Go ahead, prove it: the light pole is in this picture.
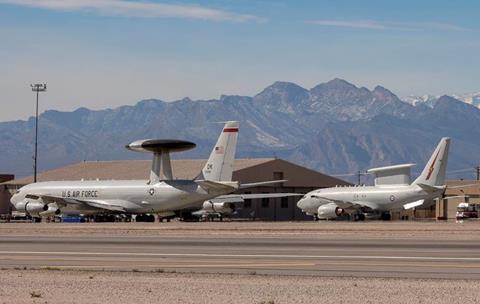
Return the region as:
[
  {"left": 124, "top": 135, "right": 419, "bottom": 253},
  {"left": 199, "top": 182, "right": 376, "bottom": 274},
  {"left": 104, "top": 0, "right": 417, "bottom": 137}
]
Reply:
[
  {"left": 30, "top": 83, "right": 47, "bottom": 183},
  {"left": 357, "top": 170, "right": 367, "bottom": 185}
]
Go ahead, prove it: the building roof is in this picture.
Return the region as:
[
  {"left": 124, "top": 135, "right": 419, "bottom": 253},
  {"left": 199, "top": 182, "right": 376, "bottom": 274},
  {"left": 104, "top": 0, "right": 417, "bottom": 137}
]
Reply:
[
  {"left": 445, "top": 180, "right": 480, "bottom": 196},
  {"left": 0, "top": 175, "right": 14, "bottom": 184},
  {"left": 5, "top": 158, "right": 350, "bottom": 189},
  {"left": 232, "top": 158, "right": 350, "bottom": 188}
]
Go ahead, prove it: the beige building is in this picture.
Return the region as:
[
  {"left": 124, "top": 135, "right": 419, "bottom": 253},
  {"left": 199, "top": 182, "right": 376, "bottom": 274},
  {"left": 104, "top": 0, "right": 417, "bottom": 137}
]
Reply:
[
  {"left": 389, "top": 180, "right": 480, "bottom": 220},
  {"left": 1, "top": 158, "right": 350, "bottom": 221},
  {"left": 436, "top": 180, "right": 480, "bottom": 220}
]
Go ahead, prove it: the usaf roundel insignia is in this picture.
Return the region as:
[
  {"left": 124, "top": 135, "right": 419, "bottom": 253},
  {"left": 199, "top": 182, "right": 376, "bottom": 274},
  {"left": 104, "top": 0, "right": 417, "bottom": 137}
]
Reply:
[
  {"left": 149, "top": 188, "right": 155, "bottom": 196},
  {"left": 390, "top": 195, "right": 395, "bottom": 202}
]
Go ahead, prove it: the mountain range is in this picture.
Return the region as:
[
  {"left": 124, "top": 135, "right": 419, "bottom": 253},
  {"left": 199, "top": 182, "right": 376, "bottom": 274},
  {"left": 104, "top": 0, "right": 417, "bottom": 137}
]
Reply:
[
  {"left": 1, "top": 78, "right": 479, "bottom": 183},
  {"left": 404, "top": 93, "right": 480, "bottom": 109}
]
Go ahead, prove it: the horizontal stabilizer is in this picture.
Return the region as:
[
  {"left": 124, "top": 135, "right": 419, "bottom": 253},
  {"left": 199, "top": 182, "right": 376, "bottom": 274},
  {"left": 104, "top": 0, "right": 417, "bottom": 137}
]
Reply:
[
  {"left": 239, "top": 180, "right": 287, "bottom": 189},
  {"left": 195, "top": 180, "right": 237, "bottom": 194},
  {"left": 416, "top": 183, "right": 445, "bottom": 193}
]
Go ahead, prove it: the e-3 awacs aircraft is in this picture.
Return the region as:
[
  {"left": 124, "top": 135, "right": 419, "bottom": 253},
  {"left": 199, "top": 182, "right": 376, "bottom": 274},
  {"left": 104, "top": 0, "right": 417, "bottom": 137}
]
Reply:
[{"left": 11, "top": 121, "right": 298, "bottom": 219}]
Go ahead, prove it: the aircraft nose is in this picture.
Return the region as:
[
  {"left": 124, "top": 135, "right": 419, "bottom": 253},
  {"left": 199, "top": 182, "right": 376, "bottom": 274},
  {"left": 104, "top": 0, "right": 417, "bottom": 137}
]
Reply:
[
  {"left": 296, "top": 196, "right": 310, "bottom": 210},
  {"left": 10, "top": 194, "right": 19, "bottom": 205},
  {"left": 297, "top": 195, "right": 321, "bottom": 212}
]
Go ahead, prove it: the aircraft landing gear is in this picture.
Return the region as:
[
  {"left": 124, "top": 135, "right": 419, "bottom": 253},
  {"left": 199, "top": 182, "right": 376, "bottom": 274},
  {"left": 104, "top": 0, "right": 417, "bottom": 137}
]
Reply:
[
  {"left": 381, "top": 212, "right": 391, "bottom": 221},
  {"left": 353, "top": 213, "right": 365, "bottom": 221}
]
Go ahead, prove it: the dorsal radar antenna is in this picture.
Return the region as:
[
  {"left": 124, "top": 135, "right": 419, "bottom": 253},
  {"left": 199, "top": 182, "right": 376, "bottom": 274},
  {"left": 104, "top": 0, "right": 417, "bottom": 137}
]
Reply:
[{"left": 126, "top": 139, "right": 196, "bottom": 183}]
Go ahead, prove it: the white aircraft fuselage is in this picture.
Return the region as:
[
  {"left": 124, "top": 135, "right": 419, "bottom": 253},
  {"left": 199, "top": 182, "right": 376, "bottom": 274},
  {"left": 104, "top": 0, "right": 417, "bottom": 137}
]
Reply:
[
  {"left": 10, "top": 179, "right": 229, "bottom": 216},
  {"left": 297, "top": 184, "right": 444, "bottom": 217}
]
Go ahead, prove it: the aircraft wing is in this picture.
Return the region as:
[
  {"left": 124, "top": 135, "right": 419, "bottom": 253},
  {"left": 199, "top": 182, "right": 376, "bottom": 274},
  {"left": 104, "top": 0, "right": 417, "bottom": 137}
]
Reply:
[
  {"left": 212, "top": 193, "right": 302, "bottom": 203},
  {"left": 312, "top": 195, "right": 379, "bottom": 211},
  {"left": 239, "top": 180, "right": 288, "bottom": 189},
  {"left": 416, "top": 183, "right": 445, "bottom": 193},
  {"left": 26, "top": 194, "right": 83, "bottom": 206},
  {"left": 83, "top": 200, "right": 127, "bottom": 212},
  {"left": 335, "top": 201, "right": 379, "bottom": 211},
  {"left": 24, "top": 194, "right": 127, "bottom": 212}
]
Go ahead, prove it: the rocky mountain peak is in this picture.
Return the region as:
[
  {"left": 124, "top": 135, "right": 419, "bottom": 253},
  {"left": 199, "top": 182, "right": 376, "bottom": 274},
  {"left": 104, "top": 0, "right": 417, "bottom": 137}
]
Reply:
[
  {"left": 253, "top": 81, "right": 310, "bottom": 113},
  {"left": 255, "top": 81, "right": 309, "bottom": 98},
  {"left": 436, "top": 95, "right": 461, "bottom": 104},
  {"left": 373, "top": 86, "right": 400, "bottom": 103},
  {"left": 326, "top": 77, "right": 357, "bottom": 88},
  {"left": 310, "top": 78, "right": 368, "bottom": 99}
]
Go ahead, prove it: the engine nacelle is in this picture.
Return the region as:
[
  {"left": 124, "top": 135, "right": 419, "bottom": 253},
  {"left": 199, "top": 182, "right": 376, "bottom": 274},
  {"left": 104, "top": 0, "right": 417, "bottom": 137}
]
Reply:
[
  {"left": 16, "top": 201, "right": 47, "bottom": 215},
  {"left": 39, "top": 205, "right": 61, "bottom": 217},
  {"left": 202, "top": 201, "right": 235, "bottom": 214},
  {"left": 317, "top": 203, "right": 344, "bottom": 219}
]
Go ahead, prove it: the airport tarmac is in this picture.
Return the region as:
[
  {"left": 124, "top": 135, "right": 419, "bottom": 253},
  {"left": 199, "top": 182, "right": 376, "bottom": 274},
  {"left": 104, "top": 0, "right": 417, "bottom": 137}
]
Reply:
[
  {"left": 1, "top": 221, "right": 479, "bottom": 303},
  {"left": 0, "top": 221, "right": 480, "bottom": 279},
  {"left": 1, "top": 235, "right": 480, "bottom": 279}
]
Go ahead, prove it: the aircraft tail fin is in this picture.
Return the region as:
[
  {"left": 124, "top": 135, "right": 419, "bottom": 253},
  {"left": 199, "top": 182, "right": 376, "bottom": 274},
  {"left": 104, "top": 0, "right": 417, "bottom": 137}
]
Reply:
[
  {"left": 412, "top": 137, "right": 450, "bottom": 187},
  {"left": 197, "top": 121, "right": 239, "bottom": 182}
]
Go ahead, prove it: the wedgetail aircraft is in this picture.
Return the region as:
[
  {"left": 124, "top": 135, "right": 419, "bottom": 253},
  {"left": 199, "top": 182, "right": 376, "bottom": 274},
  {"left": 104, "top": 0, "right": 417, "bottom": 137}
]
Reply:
[
  {"left": 297, "top": 137, "right": 451, "bottom": 221},
  {"left": 11, "top": 121, "right": 295, "bottom": 219}
]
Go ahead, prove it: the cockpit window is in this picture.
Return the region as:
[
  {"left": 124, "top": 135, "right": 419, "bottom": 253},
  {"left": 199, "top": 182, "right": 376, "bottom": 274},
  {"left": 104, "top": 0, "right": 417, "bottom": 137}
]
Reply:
[{"left": 14, "top": 190, "right": 20, "bottom": 194}]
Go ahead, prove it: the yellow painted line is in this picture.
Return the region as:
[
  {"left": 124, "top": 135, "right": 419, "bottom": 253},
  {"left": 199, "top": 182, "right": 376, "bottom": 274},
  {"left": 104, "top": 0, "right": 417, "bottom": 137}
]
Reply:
[
  {"left": 314, "top": 261, "right": 480, "bottom": 269},
  {"left": 33, "top": 262, "right": 315, "bottom": 270},
  {"left": 3, "top": 256, "right": 480, "bottom": 269},
  {"left": 2, "top": 251, "right": 480, "bottom": 262},
  {"left": 156, "top": 263, "right": 316, "bottom": 268}
]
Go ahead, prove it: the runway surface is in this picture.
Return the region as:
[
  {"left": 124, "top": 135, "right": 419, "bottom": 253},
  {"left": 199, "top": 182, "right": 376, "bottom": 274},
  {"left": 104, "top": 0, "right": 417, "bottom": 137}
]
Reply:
[{"left": 1, "top": 235, "right": 480, "bottom": 279}]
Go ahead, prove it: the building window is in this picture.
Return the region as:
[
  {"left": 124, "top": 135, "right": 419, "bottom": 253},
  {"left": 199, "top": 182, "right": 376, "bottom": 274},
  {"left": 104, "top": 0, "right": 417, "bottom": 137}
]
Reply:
[
  {"left": 273, "top": 171, "right": 284, "bottom": 181},
  {"left": 244, "top": 191, "right": 252, "bottom": 208},
  {"left": 261, "top": 197, "right": 269, "bottom": 208},
  {"left": 281, "top": 197, "right": 288, "bottom": 208}
]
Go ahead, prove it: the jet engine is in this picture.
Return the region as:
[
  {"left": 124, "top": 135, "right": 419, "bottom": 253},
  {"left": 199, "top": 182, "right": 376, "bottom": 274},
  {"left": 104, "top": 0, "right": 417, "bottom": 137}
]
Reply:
[
  {"left": 15, "top": 201, "right": 47, "bottom": 215},
  {"left": 39, "top": 205, "right": 61, "bottom": 217},
  {"left": 202, "top": 201, "right": 235, "bottom": 215},
  {"left": 317, "top": 203, "right": 344, "bottom": 219}
]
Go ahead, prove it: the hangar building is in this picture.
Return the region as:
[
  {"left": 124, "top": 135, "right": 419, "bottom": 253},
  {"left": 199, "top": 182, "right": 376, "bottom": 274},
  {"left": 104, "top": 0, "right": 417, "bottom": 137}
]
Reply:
[
  {"left": 3, "top": 159, "right": 477, "bottom": 221},
  {"left": 0, "top": 158, "right": 350, "bottom": 221}
]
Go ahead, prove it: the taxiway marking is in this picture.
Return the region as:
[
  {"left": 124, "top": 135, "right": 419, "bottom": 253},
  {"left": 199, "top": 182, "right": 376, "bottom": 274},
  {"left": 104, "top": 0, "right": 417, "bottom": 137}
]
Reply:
[{"left": 1, "top": 251, "right": 480, "bottom": 262}]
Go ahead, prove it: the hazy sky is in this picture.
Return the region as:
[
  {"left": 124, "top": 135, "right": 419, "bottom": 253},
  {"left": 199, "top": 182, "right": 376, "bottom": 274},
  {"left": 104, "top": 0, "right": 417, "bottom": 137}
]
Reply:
[{"left": 1, "top": 0, "right": 479, "bottom": 121}]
